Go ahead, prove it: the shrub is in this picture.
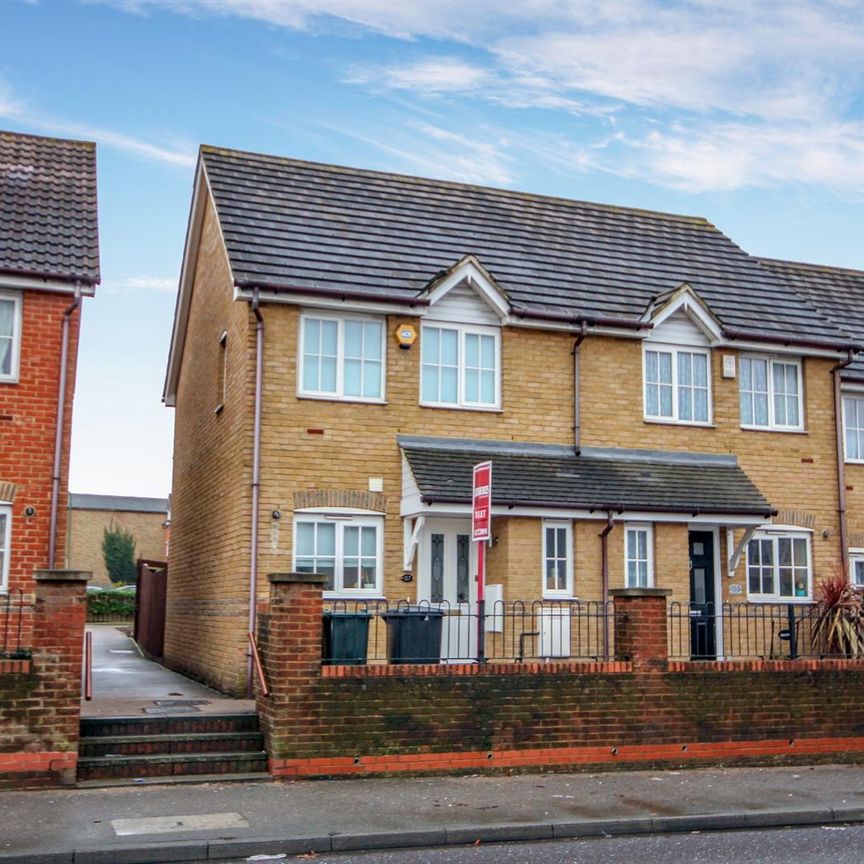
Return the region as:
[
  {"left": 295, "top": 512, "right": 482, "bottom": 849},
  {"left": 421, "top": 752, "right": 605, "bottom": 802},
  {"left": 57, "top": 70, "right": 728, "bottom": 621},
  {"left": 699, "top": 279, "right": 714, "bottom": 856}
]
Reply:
[
  {"left": 102, "top": 522, "right": 137, "bottom": 586},
  {"left": 811, "top": 569, "right": 864, "bottom": 657},
  {"left": 87, "top": 588, "right": 136, "bottom": 619}
]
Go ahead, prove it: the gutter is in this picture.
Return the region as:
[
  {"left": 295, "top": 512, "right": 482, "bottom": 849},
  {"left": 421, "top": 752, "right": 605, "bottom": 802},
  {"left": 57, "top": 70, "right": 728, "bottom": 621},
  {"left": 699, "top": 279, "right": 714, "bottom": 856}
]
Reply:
[
  {"left": 722, "top": 328, "right": 862, "bottom": 355},
  {"left": 572, "top": 322, "right": 588, "bottom": 455},
  {"left": 48, "top": 284, "right": 82, "bottom": 568},
  {"left": 833, "top": 350, "right": 856, "bottom": 576},
  {"left": 248, "top": 289, "right": 264, "bottom": 696},
  {"left": 512, "top": 307, "right": 652, "bottom": 332},
  {"left": 235, "top": 280, "right": 431, "bottom": 308}
]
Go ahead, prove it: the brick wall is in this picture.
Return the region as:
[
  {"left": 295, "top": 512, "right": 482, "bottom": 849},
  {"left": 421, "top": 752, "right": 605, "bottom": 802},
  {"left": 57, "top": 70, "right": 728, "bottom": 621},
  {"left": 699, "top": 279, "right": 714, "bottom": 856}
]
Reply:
[
  {"left": 258, "top": 578, "right": 864, "bottom": 778},
  {"left": 0, "top": 571, "right": 89, "bottom": 789},
  {"left": 67, "top": 507, "right": 167, "bottom": 587}
]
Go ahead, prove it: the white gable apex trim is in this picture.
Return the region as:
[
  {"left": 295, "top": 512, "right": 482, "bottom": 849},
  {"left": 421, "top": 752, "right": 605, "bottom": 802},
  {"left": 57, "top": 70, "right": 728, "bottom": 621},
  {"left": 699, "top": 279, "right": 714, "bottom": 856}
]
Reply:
[
  {"left": 420, "top": 256, "right": 509, "bottom": 322},
  {"left": 643, "top": 283, "right": 722, "bottom": 344}
]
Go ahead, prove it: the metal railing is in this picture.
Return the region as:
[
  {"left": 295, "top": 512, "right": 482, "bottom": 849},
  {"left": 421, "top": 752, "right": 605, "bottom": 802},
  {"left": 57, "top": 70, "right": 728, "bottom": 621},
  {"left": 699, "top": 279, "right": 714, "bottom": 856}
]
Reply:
[
  {"left": 83, "top": 630, "right": 93, "bottom": 701},
  {"left": 323, "top": 599, "right": 617, "bottom": 664},
  {"left": 248, "top": 631, "right": 270, "bottom": 696},
  {"left": 668, "top": 601, "right": 864, "bottom": 661},
  {"left": 1, "top": 589, "right": 30, "bottom": 659}
]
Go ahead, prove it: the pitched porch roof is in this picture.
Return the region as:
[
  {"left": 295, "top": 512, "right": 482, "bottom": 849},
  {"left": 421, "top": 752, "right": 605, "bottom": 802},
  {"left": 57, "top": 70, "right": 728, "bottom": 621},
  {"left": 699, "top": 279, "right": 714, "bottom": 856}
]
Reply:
[{"left": 399, "top": 436, "right": 774, "bottom": 519}]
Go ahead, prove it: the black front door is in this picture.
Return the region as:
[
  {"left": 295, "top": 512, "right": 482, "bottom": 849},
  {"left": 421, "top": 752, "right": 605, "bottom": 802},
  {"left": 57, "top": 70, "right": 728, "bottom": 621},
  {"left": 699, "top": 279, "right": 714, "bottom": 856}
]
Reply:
[{"left": 688, "top": 531, "right": 716, "bottom": 659}]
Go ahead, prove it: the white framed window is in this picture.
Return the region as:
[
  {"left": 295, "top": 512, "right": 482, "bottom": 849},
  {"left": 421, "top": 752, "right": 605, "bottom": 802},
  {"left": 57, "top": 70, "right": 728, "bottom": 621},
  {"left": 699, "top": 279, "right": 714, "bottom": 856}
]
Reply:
[
  {"left": 0, "top": 504, "right": 10, "bottom": 592},
  {"left": 739, "top": 355, "right": 803, "bottom": 431},
  {"left": 420, "top": 323, "right": 500, "bottom": 409},
  {"left": 293, "top": 513, "right": 383, "bottom": 596},
  {"left": 299, "top": 314, "right": 385, "bottom": 402},
  {"left": 542, "top": 520, "right": 573, "bottom": 597},
  {"left": 746, "top": 531, "right": 811, "bottom": 601},
  {"left": 643, "top": 345, "right": 710, "bottom": 424},
  {"left": 0, "top": 292, "right": 22, "bottom": 384},
  {"left": 625, "top": 524, "right": 653, "bottom": 588},
  {"left": 850, "top": 549, "right": 864, "bottom": 589},
  {"left": 843, "top": 395, "right": 864, "bottom": 462}
]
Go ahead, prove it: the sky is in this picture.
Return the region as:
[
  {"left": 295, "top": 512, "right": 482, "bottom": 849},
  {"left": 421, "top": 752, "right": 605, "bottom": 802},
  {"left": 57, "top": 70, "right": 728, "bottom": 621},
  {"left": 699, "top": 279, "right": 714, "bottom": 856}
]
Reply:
[{"left": 1, "top": 0, "right": 863, "bottom": 497}]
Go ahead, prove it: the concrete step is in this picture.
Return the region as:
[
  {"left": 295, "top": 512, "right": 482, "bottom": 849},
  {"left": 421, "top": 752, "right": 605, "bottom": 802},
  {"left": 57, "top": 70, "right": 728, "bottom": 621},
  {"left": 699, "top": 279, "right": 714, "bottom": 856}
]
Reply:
[
  {"left": 79, "top": 731, "right": 265, "bottom": 757},
  {"left": 80, "top": 712, "right": 260, "bottom": 738},
  {"left": 76, "top": 771, "right": 273, "bottom": 788},
  {"left": 76, "top": 750, "right": 268, "bottom": 782}
]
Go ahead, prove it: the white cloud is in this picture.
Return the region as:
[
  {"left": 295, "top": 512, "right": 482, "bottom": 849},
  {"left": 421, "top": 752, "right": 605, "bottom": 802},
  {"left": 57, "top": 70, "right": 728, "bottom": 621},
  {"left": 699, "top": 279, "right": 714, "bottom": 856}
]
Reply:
[
  {"left": 107, "top": 275, "right": 177, "bottom": 294},
  {"left": 346, "top": 57, "right": 491, "bottom": 95}
]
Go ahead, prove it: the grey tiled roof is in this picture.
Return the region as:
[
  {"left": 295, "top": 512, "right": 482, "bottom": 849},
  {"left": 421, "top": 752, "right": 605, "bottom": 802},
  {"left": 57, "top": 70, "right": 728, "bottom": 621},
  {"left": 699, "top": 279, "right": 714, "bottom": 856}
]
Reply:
[
  {"left": 759, "top": 258, "right": 864, "bottom": 381},
  {"left": 70, "top": 494, "right": 169, "bottom": 513},
  {"left": 399, "top": 436, "right": 774, "bottom": 517},
  {"left": 0, "top": 130, "right": 99, "bottom": 285},
  {"left": 200, "top": 146, "right": 849, "bottom": 347}
]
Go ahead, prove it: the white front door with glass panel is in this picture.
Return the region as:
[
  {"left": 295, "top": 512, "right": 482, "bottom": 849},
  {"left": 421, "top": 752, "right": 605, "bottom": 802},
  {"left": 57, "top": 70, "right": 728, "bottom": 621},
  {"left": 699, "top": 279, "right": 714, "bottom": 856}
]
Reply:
[{"left": 418, "top": 519, "right": 477, "bottom": 662}]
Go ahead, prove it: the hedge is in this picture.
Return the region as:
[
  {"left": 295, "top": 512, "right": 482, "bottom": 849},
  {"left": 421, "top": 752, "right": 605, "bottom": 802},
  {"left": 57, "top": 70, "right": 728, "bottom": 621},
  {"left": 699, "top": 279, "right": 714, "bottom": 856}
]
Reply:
[{"left": 87, "top": 589, "right": 136, "bottom": 620}]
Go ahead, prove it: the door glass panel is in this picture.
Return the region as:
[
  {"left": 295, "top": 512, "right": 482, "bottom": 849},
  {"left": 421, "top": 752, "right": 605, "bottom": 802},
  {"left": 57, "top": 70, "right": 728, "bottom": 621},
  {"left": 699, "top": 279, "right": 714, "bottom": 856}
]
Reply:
[
  {"left": 430, "top": 533, "right": 444, "bottom": 603},
  {"left": 456, "top": 534, "right": 470, "bottom": 603},
  {"left": 693, "top": 568, "right": 706, "bottom": 604}
]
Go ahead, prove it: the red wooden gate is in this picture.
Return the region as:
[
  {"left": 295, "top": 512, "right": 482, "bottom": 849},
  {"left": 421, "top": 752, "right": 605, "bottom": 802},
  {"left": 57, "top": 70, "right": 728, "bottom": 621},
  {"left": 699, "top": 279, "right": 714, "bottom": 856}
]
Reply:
[{"left": 133, "top": 559, "right": 167, "bottom": 661}]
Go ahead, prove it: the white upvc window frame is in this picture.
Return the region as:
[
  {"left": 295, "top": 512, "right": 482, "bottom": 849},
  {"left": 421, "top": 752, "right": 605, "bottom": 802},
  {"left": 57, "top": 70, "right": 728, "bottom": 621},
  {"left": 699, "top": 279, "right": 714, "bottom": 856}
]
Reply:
[
  {"left": 842, "top": 394, "right": 864, "bottom": 463},
  {"left": 0, "top": 503, "right": 11, "bottom": 593},
  {"left": 642, "top": 343, "right": 712, "bottom": 426},
  {"left": 419, "top": 321, "right": 501, "bottom": 410},
  {"left": 850, "top": 548, "right": 864, "bottom": 589},
  {"left": 542, "top": 519, "right": 573, "bottom": 598},
  {"left": 0, "top": 291, "right": 23, "bottom": 385},
  {"left": 739, "top": 354, "right": 804, "bottom": 432},
  {"left": 297, "top": 312, "right": 386, "bottom": 403},
  {"left": 624, "top": 523, "right": 654, "bottom": 588},
  {"left": 745, "top": 528, "right": 812, "bottom": 602},
  {"left": 292, "top": 512, "right": 384, "bottom": 598}
]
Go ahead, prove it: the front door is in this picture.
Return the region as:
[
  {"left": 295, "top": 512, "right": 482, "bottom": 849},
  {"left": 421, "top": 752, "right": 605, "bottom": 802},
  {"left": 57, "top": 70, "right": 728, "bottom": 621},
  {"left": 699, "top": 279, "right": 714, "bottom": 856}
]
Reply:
[
  {"left": 419, "top": 519, "right": 476, "bottom": 661},
  {"left": 688, "top": 531, "right": 716, "bottom": 659}
]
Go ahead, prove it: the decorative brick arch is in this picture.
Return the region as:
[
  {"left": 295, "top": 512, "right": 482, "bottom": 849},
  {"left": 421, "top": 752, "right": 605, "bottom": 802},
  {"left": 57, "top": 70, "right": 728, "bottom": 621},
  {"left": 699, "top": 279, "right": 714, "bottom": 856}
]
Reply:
[
  {"left": 0, "top": 481, "right": 17, "bottom": 504},
  {"left": 292, "top": 489, "right": 387, "bottom": 513},
  {"left": 773, "top": 509, "right": 816, "bottom": 530}
]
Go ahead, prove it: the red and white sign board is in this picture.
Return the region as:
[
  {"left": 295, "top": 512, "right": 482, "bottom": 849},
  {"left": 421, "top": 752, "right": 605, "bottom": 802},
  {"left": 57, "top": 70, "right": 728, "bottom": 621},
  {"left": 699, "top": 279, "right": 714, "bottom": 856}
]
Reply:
[{"left": 472, "top": 461, "right": 492, "bottom": 542}]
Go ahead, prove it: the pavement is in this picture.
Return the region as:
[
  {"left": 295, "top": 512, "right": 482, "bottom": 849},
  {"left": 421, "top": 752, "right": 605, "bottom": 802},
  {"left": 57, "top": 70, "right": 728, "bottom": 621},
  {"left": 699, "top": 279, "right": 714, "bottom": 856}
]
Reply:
[
  {"left": 83, "top": 624, "right": 254, "bottom": 718},
  {"left": 2, "top": 763, "right": 864, "bottom": 863}
]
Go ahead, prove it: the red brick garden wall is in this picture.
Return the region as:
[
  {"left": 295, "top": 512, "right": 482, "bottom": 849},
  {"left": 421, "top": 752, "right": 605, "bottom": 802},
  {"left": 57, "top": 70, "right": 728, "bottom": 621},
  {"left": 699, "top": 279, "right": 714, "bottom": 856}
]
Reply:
[
  {"left": 0, "top": 571, "right": 88, "bottom": 788},
  {"left": 257, "top": 578, "right": 864, "bottom": 779}
]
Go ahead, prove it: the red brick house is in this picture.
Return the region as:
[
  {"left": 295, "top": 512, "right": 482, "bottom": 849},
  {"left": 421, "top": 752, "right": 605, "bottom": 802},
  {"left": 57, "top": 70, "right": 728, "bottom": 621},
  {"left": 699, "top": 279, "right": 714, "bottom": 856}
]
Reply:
[{"left": 0, "top": 129, "right": 98, "bottom": 633}]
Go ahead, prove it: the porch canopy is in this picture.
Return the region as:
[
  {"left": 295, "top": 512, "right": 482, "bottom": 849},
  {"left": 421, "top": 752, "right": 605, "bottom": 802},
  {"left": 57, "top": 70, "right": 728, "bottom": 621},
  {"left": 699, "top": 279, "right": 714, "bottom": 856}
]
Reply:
[{"left": 399, "top": 435, "right": 774, "bottom": 524}]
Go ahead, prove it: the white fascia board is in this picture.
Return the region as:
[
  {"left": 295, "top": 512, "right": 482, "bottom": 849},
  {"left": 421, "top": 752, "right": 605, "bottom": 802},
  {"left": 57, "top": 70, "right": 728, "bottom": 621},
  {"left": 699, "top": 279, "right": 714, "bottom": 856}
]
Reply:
[
  {"left": 234, "top": 287, "right": 421, "bottom": 317},
  {"left": 646, "top": 283, "right": 723, "bottom": 342},
  {"left": 0, "top": 273, "right": 95, "bottom": 296},
  {"left": 400, "top": 500, "right": 766, "bottom": 526},
  {"left": 841, "top": 383, "right": 864, "bottom": 395},
  {"left": 715, "top": 339, "right": 846, "bottom": 360},
  {"left": 504, "top": 316, "right": 646, "bottom": 340},
  {"left": 422, "top": 256, "right": 509, "bottom": 320},
  {"left": 163, "top": 156, "right": 210, "bottom": 407}
]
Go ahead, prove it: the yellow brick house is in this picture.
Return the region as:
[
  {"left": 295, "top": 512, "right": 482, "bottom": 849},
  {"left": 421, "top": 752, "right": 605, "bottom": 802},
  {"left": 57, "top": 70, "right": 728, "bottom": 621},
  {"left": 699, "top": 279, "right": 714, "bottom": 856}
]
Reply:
[{"left": 163, "top": 146, "right": 860, "bottom": 696}]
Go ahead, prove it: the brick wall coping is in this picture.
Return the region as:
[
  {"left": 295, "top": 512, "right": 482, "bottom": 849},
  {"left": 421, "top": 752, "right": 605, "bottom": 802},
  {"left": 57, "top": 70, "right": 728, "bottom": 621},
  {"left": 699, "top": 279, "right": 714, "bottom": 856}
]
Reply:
[
  {"left": 33, "top": 569, "right": 92, "bottom": 583},
  {"left": 322, "top": 660, "right": 633, "bottom": 678},
  {"left": 609, "top": 587, "right": 672, "bottom": 597},
  {"left": 267, "top": 572, "right": 328, "bottom": 585},
  {"left": 669, "top": 658, "right": 864, "bottom": 673}
]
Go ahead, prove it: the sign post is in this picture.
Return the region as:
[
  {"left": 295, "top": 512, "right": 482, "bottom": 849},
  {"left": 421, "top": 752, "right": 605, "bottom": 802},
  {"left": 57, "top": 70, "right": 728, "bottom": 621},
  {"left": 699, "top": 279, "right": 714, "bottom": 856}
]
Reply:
[{"left": 472, "top": 461, "right": 492, "bottom": 663}]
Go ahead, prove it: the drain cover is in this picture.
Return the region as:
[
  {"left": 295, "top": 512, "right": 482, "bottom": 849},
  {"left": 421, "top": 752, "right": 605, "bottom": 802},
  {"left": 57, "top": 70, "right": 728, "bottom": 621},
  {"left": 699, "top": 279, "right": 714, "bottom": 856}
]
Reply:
[{"left": 152, "top": 699, "right": 209, "bottom": 707}]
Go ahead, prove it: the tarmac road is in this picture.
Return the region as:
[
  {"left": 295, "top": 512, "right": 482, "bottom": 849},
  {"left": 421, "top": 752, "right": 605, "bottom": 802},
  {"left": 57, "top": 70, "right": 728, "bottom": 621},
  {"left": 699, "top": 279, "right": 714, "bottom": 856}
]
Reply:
[{"left": 215, "top": 823, "right": 864, "bottom": 864}]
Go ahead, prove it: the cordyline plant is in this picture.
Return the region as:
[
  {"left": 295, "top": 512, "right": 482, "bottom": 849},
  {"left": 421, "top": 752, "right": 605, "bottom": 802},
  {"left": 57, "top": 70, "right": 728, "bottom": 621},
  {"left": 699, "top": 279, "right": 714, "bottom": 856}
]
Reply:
[{"left": 810, "top": 568, "right": 864, "bottom": 658}]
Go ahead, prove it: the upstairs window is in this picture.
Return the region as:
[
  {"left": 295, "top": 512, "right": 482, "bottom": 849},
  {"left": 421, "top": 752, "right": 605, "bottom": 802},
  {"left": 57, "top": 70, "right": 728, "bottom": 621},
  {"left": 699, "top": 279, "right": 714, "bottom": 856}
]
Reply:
[
  {"left": 643, "top": 346, "right": 710, "bottom": 424},
  {"left": 740, "top": 356, "right": 803, "bottom": 431},
  {"left": 843, "top": 395, "right": 864, "bottom": 462},
  {"left": 746, "top": 532, "right": 811, "bottom": 601},
  {"left": 0, "top": 293, "right": 22, "bottom": 384},
  {"left": 299, "top": 314, "right": 384, "bottom": 402},
  {"left": 420, "top": 323, "right": 499, "bottom": 409}
]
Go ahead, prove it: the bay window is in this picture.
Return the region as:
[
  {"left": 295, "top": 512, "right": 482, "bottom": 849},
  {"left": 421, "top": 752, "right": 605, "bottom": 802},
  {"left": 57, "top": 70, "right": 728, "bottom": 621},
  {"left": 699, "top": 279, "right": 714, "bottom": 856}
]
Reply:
[{"left": 746, "top": 531, "right": 811, "bottom": 601}]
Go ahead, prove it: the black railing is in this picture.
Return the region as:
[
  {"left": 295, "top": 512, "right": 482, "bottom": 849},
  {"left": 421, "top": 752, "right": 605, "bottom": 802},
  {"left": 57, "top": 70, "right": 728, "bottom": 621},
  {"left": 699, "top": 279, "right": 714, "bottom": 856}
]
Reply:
[
  {"left": 1, "top": 589, "right": 31, "bottom": 659},
  {"left": 668, "top": 601, "right": 864, "bottom": 661},
  {"left": 324, "top": 599, "right": 617, "bottom": 664}
]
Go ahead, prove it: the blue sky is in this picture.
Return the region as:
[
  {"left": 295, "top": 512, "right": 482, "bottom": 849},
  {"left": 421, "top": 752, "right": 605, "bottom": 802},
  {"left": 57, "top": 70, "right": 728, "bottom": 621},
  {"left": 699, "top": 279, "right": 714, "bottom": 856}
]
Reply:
[{"left": 1, "top": 0, "right": 863, "bottom": 497}]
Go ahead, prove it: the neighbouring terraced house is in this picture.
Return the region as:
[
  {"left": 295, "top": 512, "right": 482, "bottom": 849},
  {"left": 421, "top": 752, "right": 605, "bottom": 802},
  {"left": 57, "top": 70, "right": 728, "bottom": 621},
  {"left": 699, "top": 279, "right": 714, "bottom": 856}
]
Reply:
[{"left": 163, "top": 145, "right": 864, "bottom": 696}]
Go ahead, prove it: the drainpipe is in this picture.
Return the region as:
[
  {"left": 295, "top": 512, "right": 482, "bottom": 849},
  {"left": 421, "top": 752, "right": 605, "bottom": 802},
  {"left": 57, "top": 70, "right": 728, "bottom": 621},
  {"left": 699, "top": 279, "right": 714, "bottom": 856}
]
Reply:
[
  {"left": 599, "top": 511, "right": 616, "bottom": 656},
  {"left": 573, "top": 322, "right": 588, "bottom": 455},
  {"left": 247, "top": 290, "right": 264, "bottom": 695},
  {"left": 48, "top": 284, "right": 82, "bottom": 568},
  {"left": 833, "top": 350, "right": 856, "bottom": 576}
]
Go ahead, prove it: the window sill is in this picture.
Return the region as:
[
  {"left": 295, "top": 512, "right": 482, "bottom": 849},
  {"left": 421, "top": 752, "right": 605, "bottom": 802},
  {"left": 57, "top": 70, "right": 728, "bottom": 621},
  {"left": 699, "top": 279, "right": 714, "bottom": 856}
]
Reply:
[
  {"left": 541, "top": 594, "right": 579, "bottom": 601},
  {"left": 0, "top": 378, "right": 19, "bottom": 386},
  {"left": 740, "top": 425, "right": 808, "bottom": 434},
  {"left": 323, "top": 593, "right": 386, "bottom": 601},
  {"left": 420, "top": 402, "right": 503, "bottom": 413},
  {"left": 643, "top": 417, "right": 715, "bottom": 429},
  {"left": 298, "top": 394, "right": 387, "bottom": 406}
]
